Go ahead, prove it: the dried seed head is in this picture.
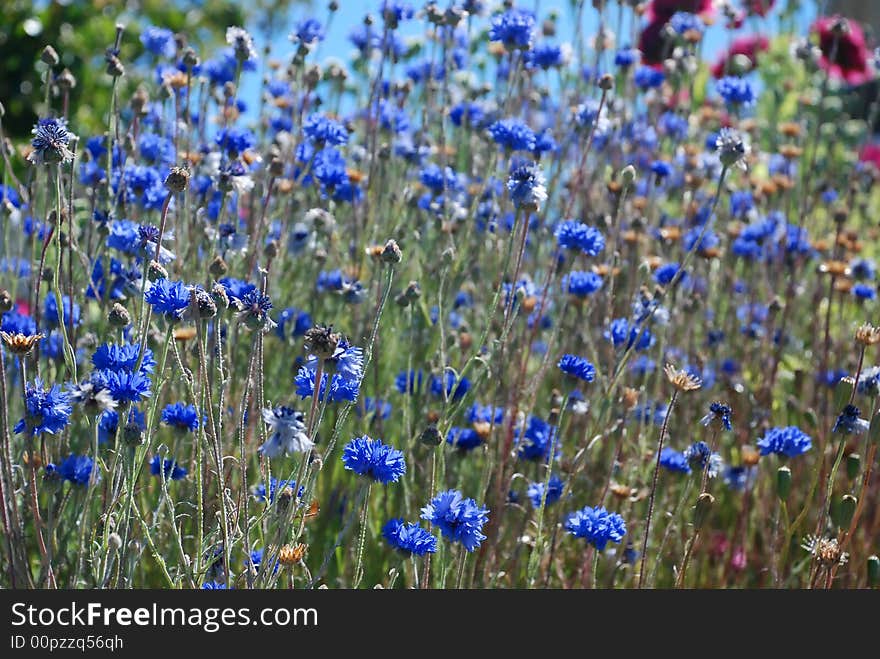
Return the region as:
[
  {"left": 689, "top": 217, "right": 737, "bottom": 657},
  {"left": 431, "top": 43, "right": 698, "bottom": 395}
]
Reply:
[
  {"left": 210, "top": 282, "right": 230, "bottom": 311},
  {"left": 123, "top": 420, "right": 145, "bottom": 446},
  {"left": 664, "top": 363, "right": 702, "bottom": 392},
  {"left": 0, "top": 331, "right": 44, "bottom": 356},
  {"left": 278, "top": 543, "right": 308, "bottom": 566},
  {"left": 622, "top": 387, "right": 639, "bottom": 410},
  {"left": 56, "top": 68, "right": 76, "bottom": 90},
  {"left": 105, "top": 54, "right": 125, "bottom": 77},
  {"left": 41, "top": 45, "right": 60, "bottom": 67},
  {"left": 108, "top": 303, "right": 131, "bottom": 328},
  {"left": 0, "top": 289, "right": 12, "bottom": 313},
  {"left": 147, "top": 260, "right": 168, "bottom": 282},
  {"left": 380, "top": 239, "right": 402, "bottom": 264},
  {"left": 164, "top": 166, "right": 190, "bottom": 193},
  {"left": 209, "top": 255, "right": 228, "bottom": 278},
  {"left": 303, "top": 324, "right": 340, "bottom": 359},
  {"left": 182, "top": 47, "right": 200, "bottom": 69},
  {"left": 855, "top": 323, "right": 880, "bottom": 346},
  {"left": 419, "top": 425, "right": 443, "bottom": 447},
  {"left": 802, "top": 535, "right": 848, "bottom": 567}
]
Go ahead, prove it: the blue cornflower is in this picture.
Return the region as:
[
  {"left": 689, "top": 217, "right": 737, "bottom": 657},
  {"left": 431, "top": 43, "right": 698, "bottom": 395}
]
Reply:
[
  {"left": 716, "top": 76, "right": 756, "bottom": 106},
  {"left": 90, "top": 369, "right": 151, "bottom": 403},
  {"left": 853, "top": 284, "right": 876, "bottom": 300},
  {"left": 302, "top": 113, "right": 349, "bottom": 147},
  {"left": 150, "top": 455, "right": 188, "bottom": 481},
  {"left": 215, "top": 127, "right": 255, "bottom": 156},
  {"left": 527, "top": 476, "right": 564, "bottom": 508},
  {"left": 564, "top": 505, "right": 626, "bottom": 550},
  {"left": 465, "top": 403, "right": 504, "bottom": 425},
  {"left": 2, "top": 310, "right": 37, "bottom": 336},
  {"left": 201, "top": 581, "right": 229, "bottom": 590},
  {"left": 526, "top": 42, "right": 570, "bottom": 69},
  {"left": 446, "top": 427, "right": 483, "bottom": 451},
  {"left": 857, "top": 366, "right": 880, "bottom": 396},
  {"left": 651, "top": 160, "right": 674, "bottom": 179},
  {"left": 654, "top": 262, "right": 684, "bottom": 286},
  {"left": 45, "top": 454, "right": 98, "bottom": 486},
  {"left": 659, "top": 447, "right": 691, "bottom": 474},
  {"left": 161, "top": 402, "right": 200, "bottom": 432},
  {"left": 97, "top": 408, "right": 145, "bottom": 444},
  {"left": 144, "top": 278, "right": 191, "bottom": 321},
  {"left": 634, "top": 66, "right": 664, "bottom": 89},
  {"left": 715, "top": 127, "right": 749, "bottom": 169},
  {"left": 555, "top": 220, "right": 605, "bottom": 256},
  {"left": 357, "top": 397, "right": 392, "bottom": 421},
  {"left": 700, "top": 401, "right": 732, "bottom": 430},
  {"left": 28, "top": 117, "right": 73, "bottom": 165},
  {"left": 292, "top": 18, "right": 324, "bottom": 46},
  {"left": 614, "top": 46, "right": 639, "bottom": 68},
  {"left": 506, "top": 160, "right": 547, "bottom": 210},
  {"left": 419, "top": 164, "right": 461, "bottom": 194},
  {"left": 237, "top": 288, "right": 275, "bottom": 331},
  {"left": 138, "top": 132, "right": 175, "bottom": 165},
  {"left": 489, "top": 8, "right": 536, "bottom": 50},
  {"left": 683, "top": 442, "right": 723, "bottom": 477},
  {"left": 253, "top": 477, "right": 303, "bottom": 503},
  {"left": 92, "top": 343, "right": 154, "bottom": 375},
  {"left": 669, "top": 12, "right": 704, "bottom": 35},
  {"left": 832, "top": 404, "right": 870, "bottom": 435},
  {"left": 563, "top": 270, "right": 604, "bottom": 297},
  {"left": 605, "top": 318, "right": 654, "bottom": 351},
  {"left": 450, "top": 101, "right": 486, "bottom": 128},
  {"left": 395, "top": 369, "right": 424, "bottom": 394},
  {"left": 140, "top": 26, "right": 176, "bottom": 58},
  {"left": 557, "top": 354, "right": 596, "bottom": 382},
  {"left": 14, "top": 378, "right": 72, "bottom": 437},
  {"left": 683, "top": 226, "right": 720, "bottom": 253},
  {"left": 430, "top": 371, "right": 470, "bottom": 402},
  {"left": 218, "top": 277, "right": 256, "bottom": 306},
  {"left": 295, "top": 339, "right": 364, "bottom": 403},
  {"left": 43, "top": 293, "right": 80, "bottom": 328},
  {"left": 757, "top": 426, "right": 812, "bottom": 457},
  {"left": 488, "top": 119, "right": 537, "bottom": 152},
  {"left": 850, "top": 258, "right": 876, "bottom": 281},
  {"left": 723, "top": 465, "right": 756, "bottom": 492},
  {"left": 380, "top": 0, "right": 414, "bottom": 25},
  {"left": 421, "top": 489, "right": 489, "bottom": 552},
  {"left": 341, "top": 436, "right": 406, "bottom": 484},
  {"left": 245, "top": 548, "right": 279, "bottom": 575},
  {"left": 516, "top": 415, "right": 556, "bottom": 461},
  {"left": 382, "top": 519, "right": 438, "bottom": 556}
]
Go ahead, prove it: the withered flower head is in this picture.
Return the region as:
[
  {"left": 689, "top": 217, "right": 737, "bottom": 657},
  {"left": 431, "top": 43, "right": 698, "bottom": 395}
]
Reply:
[
  {"left": 0, "top": 331, "right": 44, "bottom": 356},
  {"left": 855, "top": 323, "right": 880, "bottom": 346},
  {"left": 664, "top": 363, "right": 702, "bottom": 392},
  {"left": 303, "top": 324, "right": 340, "bottom": 359},
  {"left": 278, "top": 543, "right": 308, "bottom": 567},
  {"left": 164, "top": 166, "right": 190, "bottom": 193},
  {"left": 802, "top": 535, "right": 848, "bottom": 567}
]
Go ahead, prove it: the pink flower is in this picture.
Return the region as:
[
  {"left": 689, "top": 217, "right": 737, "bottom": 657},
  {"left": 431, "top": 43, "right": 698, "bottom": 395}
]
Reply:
[
  {"left": 638, "top": 15, "right": 671, "bottom": 66},
  {"left": 731, "top": 546, "right": 747, "bottom": 571},
  {"left": 745, "top": 0, "right": 775, "bottom": 17},
  {"left": 647, "top": 0, "right": 714, "bottom": 21},
  {"left": 710, "top": 35, "right": 770, "bottom": 78},
  {"left": 859, "top": 143, "right": 880, "bottom": 170},
  {"left": 812, "top": 16, "right": 872, "bottom": 86}
]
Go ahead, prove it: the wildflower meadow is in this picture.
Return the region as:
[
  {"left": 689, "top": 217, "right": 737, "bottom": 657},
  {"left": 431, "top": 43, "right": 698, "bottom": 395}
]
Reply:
[{"left": 2, "top": 0, "right": 880, "bottom": 591}]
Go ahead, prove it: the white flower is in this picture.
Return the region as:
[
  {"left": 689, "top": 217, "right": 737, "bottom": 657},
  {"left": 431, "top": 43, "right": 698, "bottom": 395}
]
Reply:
[{"left": 259, "top": 407, "right": 313, "bottom": 457}]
